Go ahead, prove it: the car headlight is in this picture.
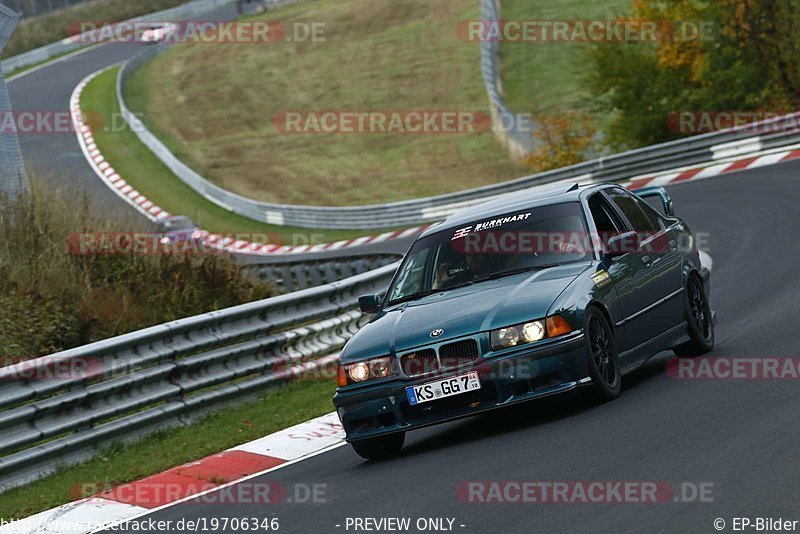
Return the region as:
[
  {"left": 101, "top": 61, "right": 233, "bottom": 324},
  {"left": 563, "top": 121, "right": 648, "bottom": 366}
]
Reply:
[
  {"left": 490, "top": 315, "right": 572, "bottom": 351},
  {"left": 337, "top": 356, "right": 393, "bottom": 386}
]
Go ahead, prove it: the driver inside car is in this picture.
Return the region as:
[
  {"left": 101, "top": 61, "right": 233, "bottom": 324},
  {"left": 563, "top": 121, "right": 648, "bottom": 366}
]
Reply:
[{"left": 433, "top": 251, "right": 495, "bottom": 289}]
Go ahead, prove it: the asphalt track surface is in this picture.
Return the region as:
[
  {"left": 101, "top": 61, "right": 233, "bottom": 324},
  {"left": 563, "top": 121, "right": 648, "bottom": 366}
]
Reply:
[
  {"left": 10, "top": 6, "right": 800, "bottom": 534},
  {"left": 91, "top": 163, "right": 800, "bottom": 533},
  {"left": 9, "top": 3, "right": 237, "bottom": 210}
]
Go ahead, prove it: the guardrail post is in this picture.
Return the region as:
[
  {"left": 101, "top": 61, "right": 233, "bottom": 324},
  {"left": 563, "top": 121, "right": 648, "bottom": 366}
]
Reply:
[{"left": 0, "top": 1, "right": 28, "bottom": 198}]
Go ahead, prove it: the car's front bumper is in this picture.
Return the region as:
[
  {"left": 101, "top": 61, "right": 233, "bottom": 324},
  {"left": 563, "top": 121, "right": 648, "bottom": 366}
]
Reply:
[{"left": 333, "top": 332, "right": 590, "bottom": 442}]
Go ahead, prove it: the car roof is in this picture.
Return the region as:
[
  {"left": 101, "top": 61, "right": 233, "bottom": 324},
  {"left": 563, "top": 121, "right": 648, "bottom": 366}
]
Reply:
[{"left": 421, "top": 181, "right": 603, "bottom": 238}]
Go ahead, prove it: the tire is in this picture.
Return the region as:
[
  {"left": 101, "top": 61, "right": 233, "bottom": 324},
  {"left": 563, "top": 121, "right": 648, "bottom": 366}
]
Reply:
[
  {"left": 584, "top": 307, "right": 621, "bottom": 402},
  {"left": 350, "top": 432, "right": 405, "bottom": 460},
  {"left": 673, "top": 275, "right": 715, "bottom": 358}
]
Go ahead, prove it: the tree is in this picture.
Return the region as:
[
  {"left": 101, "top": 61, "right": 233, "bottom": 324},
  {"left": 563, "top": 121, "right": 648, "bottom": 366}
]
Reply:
[{"left": 587, "top": 0, "right": 800, "bottom": 149}]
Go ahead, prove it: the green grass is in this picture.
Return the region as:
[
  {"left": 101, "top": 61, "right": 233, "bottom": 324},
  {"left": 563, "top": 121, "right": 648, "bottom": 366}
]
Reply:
[
  {"left": 0, "top": 378, "right": 336, "bottom": 520},
  {"left": 500, "top": 0, "right": 631, "bottom": 114},
  {"left": 81, "top": 67, "right": 386, "bottom": 243},
  {"left": 125, "top": 0, "right": 525, "bottom": 206}
]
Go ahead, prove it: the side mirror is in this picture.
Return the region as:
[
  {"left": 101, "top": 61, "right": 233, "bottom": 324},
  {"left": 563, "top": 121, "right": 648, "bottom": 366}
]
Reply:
[
  {"left": 605, "top": 231, "right": 639, "bottom": 260},
  {"left": 635, "top": 186, "right": 675, "bottom": 217},
  {"left": 358, "top": 294, "right": 382, "bottom": 314}
]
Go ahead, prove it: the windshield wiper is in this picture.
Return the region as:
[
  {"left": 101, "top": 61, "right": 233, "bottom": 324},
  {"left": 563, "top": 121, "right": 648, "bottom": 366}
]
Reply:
[
  {"left": 471, "top": 263, "right": 565, "bottom": 284},
  {"left": 386, "top": 289, "right": 442, "bottom": 306}
]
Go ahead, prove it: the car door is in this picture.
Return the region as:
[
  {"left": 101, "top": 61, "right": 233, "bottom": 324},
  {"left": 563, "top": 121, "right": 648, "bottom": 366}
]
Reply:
[
  {"left": 587, "top": 193, "right": 639, "bottom": 354},
  {"left": 604, "top": 187, "right": 684, "bottom": 348}
]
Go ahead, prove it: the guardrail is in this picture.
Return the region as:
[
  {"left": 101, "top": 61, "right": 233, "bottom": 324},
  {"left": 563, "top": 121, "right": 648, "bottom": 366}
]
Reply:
[
  {"left": 118, "top": 35, "right": 800, "bottom": 230},
  {"left": 2, "top": 0, "right": 236, "bottom": 74},
  {"left": 0, "top": 262, "right": 398, "bottom": 492},
  {"left": 0, "top": 2, "right": 27, "bottom": 197},
  {"left": 244, "top": 255, "right": 399, "bottom": 293},
  {"left": 480, "top": 0, "right": 534, "bottom": 159}
]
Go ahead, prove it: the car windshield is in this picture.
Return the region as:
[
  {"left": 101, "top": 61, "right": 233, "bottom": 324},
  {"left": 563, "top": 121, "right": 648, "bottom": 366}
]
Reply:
[{"left": 386, "top": 202, "right": 592, "bottom": 305}]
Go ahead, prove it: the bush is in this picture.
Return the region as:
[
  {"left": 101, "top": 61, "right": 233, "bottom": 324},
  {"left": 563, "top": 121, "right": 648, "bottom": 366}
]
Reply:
[
  {"left": 0, "top": 176, "right": 271, "bottom": 362},
  {"left": 523, "top": 110, "right": 596, "bottom": 172}
]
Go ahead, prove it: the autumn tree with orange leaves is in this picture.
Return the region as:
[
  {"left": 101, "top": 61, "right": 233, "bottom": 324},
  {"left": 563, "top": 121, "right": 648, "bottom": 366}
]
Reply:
[{"left": 588, "top": 0, "right": 800, "bottom": 149}]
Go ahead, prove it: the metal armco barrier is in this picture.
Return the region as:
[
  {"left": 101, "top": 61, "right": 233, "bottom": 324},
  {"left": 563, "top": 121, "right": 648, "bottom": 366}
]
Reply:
[
  {"left": 0, "top": 262, "right": 398, "bottom": 492},
  {"left": 0, "top": 2, "right": 28, "bottom": 197},
  {"left": 2, "top": 0, "right": 236, "bottom": 74},
  {"left": 118, "top": 33, "right": 800, "bottom": 230},
  {"left": 480, "top": 0, "right": 535, "bottom": 159},
  {"left": 243, "top": 255, "right": 399, "bottom": 293}
]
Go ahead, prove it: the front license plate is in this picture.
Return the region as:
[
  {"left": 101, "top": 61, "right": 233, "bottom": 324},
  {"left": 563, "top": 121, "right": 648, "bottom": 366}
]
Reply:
[{"left": 406, "top": 372, "right": 481, "bottom": 406}]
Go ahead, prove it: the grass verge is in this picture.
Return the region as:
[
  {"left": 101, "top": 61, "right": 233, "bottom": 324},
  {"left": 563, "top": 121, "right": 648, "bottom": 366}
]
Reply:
[
  {"left": 81, "top": 67, "right": 387, "bottom": 243},
  {"left": 500, "top": 0, "right": 631, "bottom": 115},
  {"left": 0, "top": 378, "right": 336, "bottom": 520},
  {"left": 125, "top": 0, "right": 525, "bottom": 206}
]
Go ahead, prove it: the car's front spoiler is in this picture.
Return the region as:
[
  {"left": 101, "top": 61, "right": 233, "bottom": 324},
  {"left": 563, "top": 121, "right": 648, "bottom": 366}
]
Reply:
[{"left": 333, "top": 333, "right": 589, "bottom": 442}]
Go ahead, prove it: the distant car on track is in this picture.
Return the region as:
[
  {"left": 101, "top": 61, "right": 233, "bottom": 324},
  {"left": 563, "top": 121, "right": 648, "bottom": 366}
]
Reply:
[
  {"left": 157, "top": 215, "right": 203, "bottom": 247},
  {"left": 140, "top": 23, "right": 179, "bottom": 44},
  {"left": 334, "top": 182, "right": 716, "bottom": 459}
]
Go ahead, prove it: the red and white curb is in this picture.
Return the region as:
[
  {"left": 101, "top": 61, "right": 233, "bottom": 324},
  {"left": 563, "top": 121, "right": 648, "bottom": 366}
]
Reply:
[
  {"left": 621, "top": 144, "right": 800, "bottom": 191},
  {"left": 198, "top": 224, "right": 432, "bottom": 256},
  {"left": 0, "top": 411, "right": 346, "bottom": 534},
  {"left": 70, "top": 68, "right": 429, "bottom": 256},
  {"left": 71, "top": 67, "right": 172, "bottom": 223}
]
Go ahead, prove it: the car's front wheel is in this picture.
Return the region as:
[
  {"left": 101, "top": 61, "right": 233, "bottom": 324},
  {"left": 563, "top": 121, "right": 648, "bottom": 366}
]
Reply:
[
  {"left": 585, "top": 307, "right": 621, "bottom": 402},
  {"left": 674, "top": 275, "right": 715, "bottom": 358},
  {"left": 350, "top": 432, "right": 405, "bottom": 460}
]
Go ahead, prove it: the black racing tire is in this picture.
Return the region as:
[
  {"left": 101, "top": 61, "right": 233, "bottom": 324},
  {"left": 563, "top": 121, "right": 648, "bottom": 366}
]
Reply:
[
  {"left": 673, "top": 275, "right": 715, "bottom": 358},
  {"left": 350, "top": 432, "right": 405, "bottom": 460},
  {"left": 584, "top": 306, "right": 621, "bottom": 402}
]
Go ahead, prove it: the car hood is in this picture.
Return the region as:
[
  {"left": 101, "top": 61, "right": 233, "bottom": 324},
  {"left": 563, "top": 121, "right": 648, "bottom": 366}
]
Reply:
[{"left": 341, "top": 262, "right": 590, "bottom": 361}]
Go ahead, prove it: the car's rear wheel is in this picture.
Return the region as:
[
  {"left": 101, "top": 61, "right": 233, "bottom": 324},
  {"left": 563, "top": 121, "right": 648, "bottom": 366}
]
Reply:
[
  {"left": 585, "top": 307, "right": 621, "bottom": 401},
  {"left": 350, "top": 432, "right": 405, "bottom": 460},
  {"left": 674, "top": 275, "right": 715, "bottom": 358}
]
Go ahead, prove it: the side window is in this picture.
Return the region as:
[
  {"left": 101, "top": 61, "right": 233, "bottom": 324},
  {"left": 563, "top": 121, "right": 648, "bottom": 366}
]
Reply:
[
  {"left": 606, "top": 188, "right": 658, "bottom": 235},
  {"left": 640, "top": 200, "right": 666, "bottom": 231},
  {"left": 588, "top": 194, "right": 623, "bottom": 249},
  {"left": 389, "top": 247, "right": 432, "bottom": 300}
]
